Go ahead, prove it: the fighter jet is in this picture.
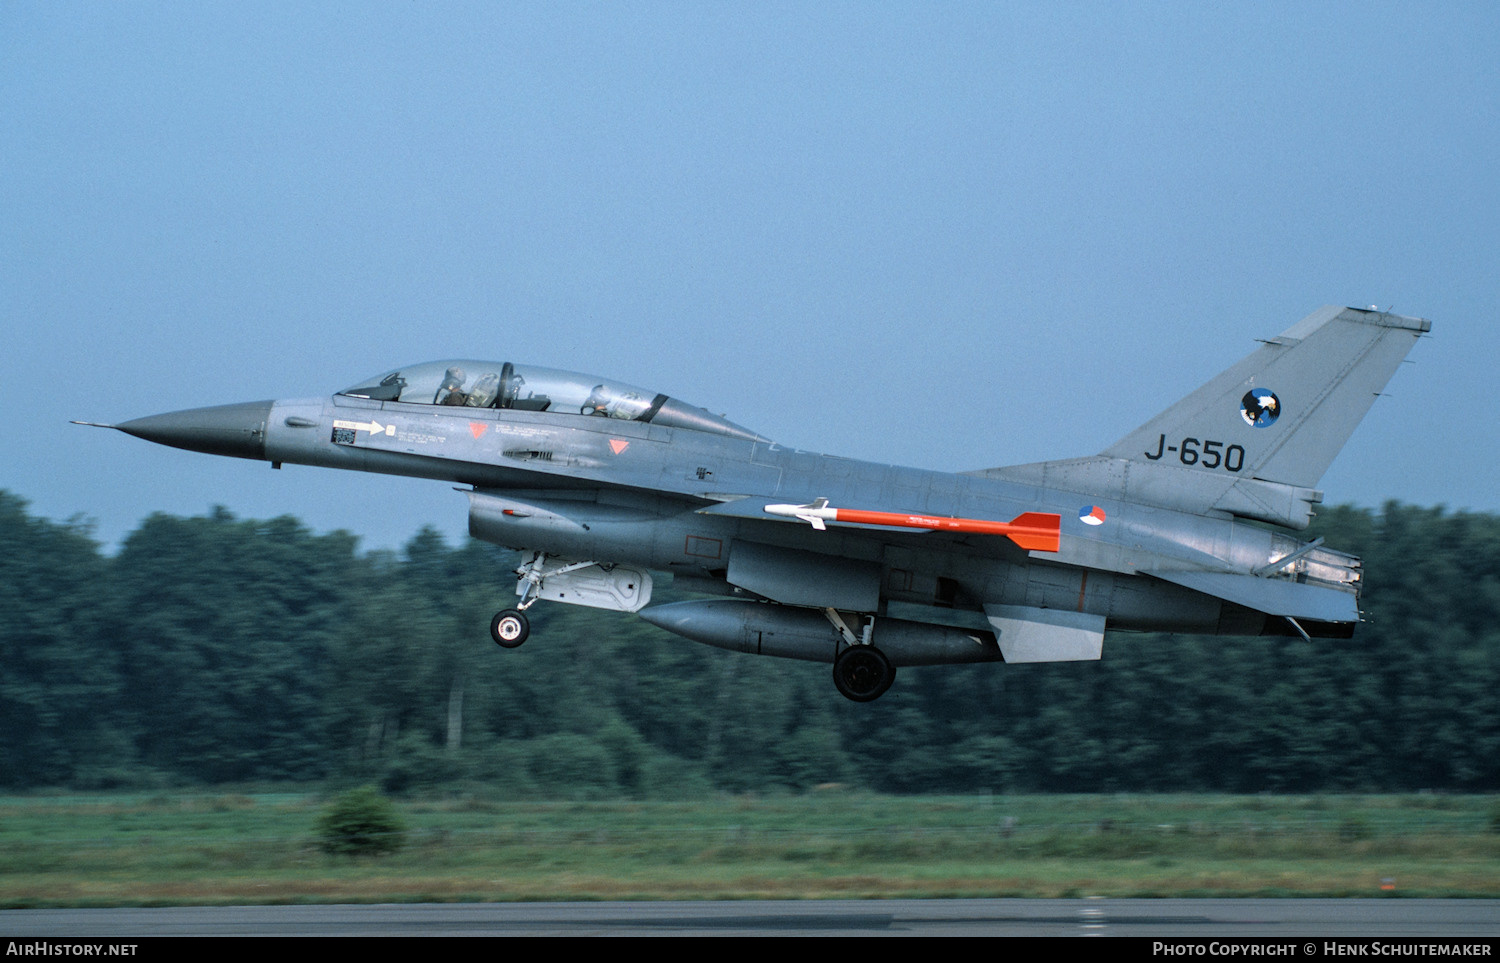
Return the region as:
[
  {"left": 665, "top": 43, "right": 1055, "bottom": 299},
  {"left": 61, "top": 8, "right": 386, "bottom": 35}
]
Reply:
[{"left": 78, "top": 306, "right": 1429, "bottom": 701}]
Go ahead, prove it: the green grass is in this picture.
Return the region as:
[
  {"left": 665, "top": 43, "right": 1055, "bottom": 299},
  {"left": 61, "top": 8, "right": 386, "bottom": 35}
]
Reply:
[{"left": 2, "top": 791, "right": 1497, "bottom": 906}]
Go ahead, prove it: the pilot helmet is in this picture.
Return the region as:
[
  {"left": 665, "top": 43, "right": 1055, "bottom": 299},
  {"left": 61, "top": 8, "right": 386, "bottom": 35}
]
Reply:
[{"left": 440, "top": 366, "right": 467, "bottom": 391}]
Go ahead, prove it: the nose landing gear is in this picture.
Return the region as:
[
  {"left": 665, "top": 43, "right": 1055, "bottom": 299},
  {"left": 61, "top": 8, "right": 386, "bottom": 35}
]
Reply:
[
  {"left": 490, "top": 609, "right": 530, "bottom": 648},
  {"left": 486, "top": 553, "right": 655, "bottom": 650}
]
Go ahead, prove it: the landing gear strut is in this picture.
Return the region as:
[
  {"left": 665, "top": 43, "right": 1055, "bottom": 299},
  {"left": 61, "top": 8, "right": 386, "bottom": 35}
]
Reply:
[
  {"left": 488, "top": 554, "right": 558, "bottom": 649},
  {"left": 821, "top": 607, "right": 895, "bottom": 702},
  {"left": 832, "top": 644, "right": 895, "bottom": 702}
]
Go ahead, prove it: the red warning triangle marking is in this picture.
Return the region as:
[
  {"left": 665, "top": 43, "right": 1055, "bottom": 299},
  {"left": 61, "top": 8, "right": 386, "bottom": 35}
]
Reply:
[
  {"left": 609, "top": 439, "right": 629, "bottom": 454},
  {"left": 469, "top": 422, "right": 487, "bottom": 439}
]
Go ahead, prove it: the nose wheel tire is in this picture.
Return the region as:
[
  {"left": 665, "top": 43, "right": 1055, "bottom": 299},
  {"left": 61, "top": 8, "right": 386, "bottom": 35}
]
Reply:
[
  {"left": 490, "top": 609, "right": 530, "bottom": 648},
  {"left": 832, "top": 645, "right": 895, "bottom": 702}
]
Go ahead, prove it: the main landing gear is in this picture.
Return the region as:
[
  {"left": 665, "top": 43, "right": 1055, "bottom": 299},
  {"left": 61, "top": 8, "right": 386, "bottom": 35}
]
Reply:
[
  {"left": 823, "top": 607, "right": 895, "bottom": 702},
  {"left": 832, "top": 644, "right": 895, "bottom": 702}
]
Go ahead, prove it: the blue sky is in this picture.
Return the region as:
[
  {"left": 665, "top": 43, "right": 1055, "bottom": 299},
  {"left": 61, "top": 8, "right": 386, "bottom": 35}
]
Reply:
[{"left": 4, "top": 2, "right": 1497, "bottom": 553}]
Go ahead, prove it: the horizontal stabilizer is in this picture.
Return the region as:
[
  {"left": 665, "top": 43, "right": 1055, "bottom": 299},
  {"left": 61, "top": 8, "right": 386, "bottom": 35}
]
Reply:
[{"left": 1147, "top": 569, "right": 1358, "bottom": 623}]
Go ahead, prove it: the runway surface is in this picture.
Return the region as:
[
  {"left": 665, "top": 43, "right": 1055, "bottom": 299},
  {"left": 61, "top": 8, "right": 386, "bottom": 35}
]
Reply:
[{"left": 4, "top": 899, "right": 1500, "bottom": 937}]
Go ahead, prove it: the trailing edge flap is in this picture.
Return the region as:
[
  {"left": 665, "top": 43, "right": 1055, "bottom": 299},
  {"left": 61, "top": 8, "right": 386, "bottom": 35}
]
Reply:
[
  {"left": 1147, "top": 569, "right": 1358, "bottom": 623},
  {"left": 983, "top": 605, "right": 1104, "bottom": 663}
]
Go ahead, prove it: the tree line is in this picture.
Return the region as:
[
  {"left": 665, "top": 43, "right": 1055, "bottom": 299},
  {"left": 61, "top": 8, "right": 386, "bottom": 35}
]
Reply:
[{"left": 2, "top": 490, "right": 1497, "bottom": 794}]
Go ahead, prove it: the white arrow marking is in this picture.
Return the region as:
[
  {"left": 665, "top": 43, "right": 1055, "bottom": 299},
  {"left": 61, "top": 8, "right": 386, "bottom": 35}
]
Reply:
[{"left": 332, "top": 419, "right": 394, "bottom": 435}]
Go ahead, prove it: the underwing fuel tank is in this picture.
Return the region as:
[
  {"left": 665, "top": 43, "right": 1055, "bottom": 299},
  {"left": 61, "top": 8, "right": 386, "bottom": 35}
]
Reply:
[{"left": 638, "top": 598, "right": 1002, "bottom": 667}]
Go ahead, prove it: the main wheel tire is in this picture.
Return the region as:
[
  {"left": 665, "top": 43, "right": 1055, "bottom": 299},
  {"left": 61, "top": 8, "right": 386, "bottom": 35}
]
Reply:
[
  {"left": 832, "top": 645, "right": 895, "bottom": 702},
  {"left": 490, "top": 609, "right": 530, "bottom": 648}
]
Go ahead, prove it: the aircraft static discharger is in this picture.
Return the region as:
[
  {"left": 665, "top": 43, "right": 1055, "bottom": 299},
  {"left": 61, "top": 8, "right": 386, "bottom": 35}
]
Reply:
[{"left": 79, "top": 306, "right": 1429, "bottom": 701}]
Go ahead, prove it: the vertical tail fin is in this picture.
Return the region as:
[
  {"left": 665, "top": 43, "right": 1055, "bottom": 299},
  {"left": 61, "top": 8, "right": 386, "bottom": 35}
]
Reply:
[
  {"left": 968, "top": 306, "right": 1431, "bottom": 530},
  {"left": 1103, "top": 306, "right": 1429, "bottom": 490}
]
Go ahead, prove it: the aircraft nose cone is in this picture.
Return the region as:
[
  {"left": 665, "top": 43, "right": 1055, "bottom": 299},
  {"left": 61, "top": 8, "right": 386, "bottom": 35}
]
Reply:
[{"left": 115, "top": 400, "right": 275, "bottom": 461}]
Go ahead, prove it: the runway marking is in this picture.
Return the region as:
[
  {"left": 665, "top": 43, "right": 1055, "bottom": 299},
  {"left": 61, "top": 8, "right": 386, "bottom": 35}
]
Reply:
[{"left": 1080, "top": 896, "right": 1107, "bottom": 936}]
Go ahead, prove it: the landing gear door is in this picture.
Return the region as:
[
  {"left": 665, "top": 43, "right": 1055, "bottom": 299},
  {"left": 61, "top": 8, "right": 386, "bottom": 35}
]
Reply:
[{"left": 521, "top": 563, "right": 653, "bottom": 612}]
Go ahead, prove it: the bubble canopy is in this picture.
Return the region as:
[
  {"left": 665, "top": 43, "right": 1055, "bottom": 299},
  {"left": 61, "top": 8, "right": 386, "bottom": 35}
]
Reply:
[{"left": 338, "top": 360, "right": 766, "bottom": 441}]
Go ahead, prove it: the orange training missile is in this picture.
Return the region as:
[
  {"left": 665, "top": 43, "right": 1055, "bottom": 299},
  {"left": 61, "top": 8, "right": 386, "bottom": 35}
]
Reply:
[{"left": 763, "top": 499, "right": 1061, "bottom": 552}]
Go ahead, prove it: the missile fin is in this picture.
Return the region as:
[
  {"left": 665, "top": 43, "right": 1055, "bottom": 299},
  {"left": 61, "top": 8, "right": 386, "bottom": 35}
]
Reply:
[{"left": 1004, "top": 512, "right": 1062, "bottom": 552}]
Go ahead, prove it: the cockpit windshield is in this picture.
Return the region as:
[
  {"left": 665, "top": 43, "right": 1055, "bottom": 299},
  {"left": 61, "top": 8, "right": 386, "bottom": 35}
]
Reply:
[
  {"left": 337, "top": 360, "right": 767, "bottom": 441},
  {"left": 340, "top": 361, "right": 657, "bottom": 418}
]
